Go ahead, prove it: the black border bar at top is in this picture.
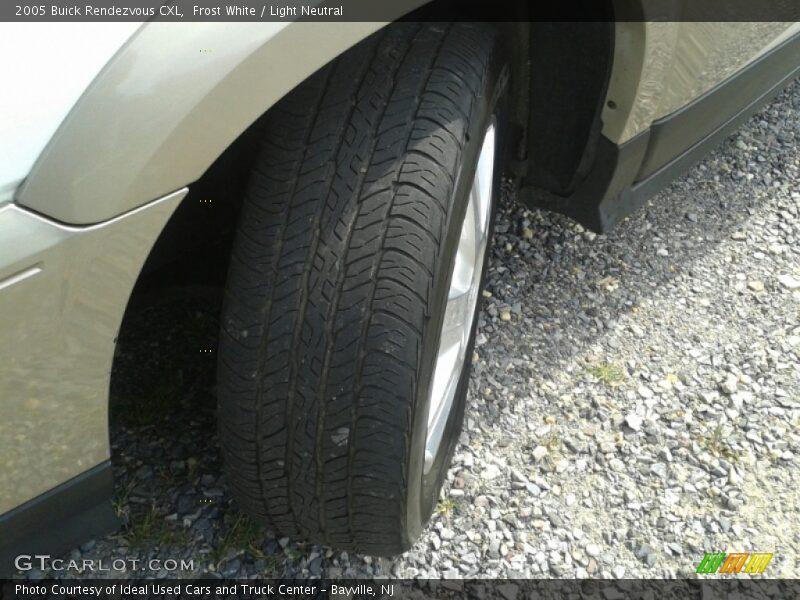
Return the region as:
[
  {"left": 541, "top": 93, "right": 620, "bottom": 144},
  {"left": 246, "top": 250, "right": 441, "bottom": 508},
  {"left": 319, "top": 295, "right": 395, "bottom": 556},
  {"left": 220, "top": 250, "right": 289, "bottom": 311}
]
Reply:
[{"left": 4, "top": 0, "right": 800, "bottom": 22}]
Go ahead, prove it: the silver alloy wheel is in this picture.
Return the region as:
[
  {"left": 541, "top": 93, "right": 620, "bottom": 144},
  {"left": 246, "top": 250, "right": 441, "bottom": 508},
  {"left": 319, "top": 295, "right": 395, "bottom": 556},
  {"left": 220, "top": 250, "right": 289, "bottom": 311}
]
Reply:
[{"left": 424, "top": 121, "right": 496, "bottom": 473}]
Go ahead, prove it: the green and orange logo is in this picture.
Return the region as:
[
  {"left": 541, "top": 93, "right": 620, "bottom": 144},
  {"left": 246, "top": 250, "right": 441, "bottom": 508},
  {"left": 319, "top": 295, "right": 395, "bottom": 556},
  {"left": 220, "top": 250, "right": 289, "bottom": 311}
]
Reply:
[{"left": 696, "top": 552, "right": 773, "bottom": 575}]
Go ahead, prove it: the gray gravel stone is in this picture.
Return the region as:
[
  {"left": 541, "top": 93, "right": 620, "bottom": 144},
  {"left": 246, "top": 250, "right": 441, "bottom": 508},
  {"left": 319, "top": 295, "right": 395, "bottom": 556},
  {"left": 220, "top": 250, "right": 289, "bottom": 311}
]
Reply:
[{"left": 625, "top": 413, "right": 644, "bottom": 431}]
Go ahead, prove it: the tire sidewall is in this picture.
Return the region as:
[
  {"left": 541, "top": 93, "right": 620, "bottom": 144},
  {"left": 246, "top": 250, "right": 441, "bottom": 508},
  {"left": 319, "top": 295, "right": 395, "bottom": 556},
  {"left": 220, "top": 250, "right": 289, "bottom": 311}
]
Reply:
[{"left": 403, "top": 39, "right": 511, "bottom": 546}]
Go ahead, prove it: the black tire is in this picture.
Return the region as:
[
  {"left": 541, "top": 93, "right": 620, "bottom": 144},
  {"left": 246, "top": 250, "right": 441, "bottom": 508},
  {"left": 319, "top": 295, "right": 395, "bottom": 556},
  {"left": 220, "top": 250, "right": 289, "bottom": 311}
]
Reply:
[{"left": 218, "top": 22, "right": 508, "bottom": 555}]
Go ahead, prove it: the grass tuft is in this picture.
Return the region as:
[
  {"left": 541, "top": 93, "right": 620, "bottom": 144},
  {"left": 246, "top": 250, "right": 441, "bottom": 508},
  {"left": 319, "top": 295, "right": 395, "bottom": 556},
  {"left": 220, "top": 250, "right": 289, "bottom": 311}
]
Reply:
[
  {"left": 587, "top": 362, "right": 626, "bottom": 387},
  {"left": 211, "top": 514, "right": 266, "bottom": 564},
  {"left": 702, "top": 425, "right": 738, "bottom": 462},
  {"left": 125, "top": 503, "right": 190, "bottom": 549},
  {"left": 436, "top": 497, "right": 458, "bottom": 517}
]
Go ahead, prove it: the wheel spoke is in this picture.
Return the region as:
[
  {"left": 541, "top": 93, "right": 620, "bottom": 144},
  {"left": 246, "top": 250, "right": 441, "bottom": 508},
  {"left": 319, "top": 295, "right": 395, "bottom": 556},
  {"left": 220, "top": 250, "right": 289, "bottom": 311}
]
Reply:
[
  {"left": 444, "top": 287, "right": 471, "bottom": 339},
  {"left": 425, "top": 121, "right": 496, "bottom": 474},
  {"left": 450, "top": 241, "right": 473, "bottom": 298}
]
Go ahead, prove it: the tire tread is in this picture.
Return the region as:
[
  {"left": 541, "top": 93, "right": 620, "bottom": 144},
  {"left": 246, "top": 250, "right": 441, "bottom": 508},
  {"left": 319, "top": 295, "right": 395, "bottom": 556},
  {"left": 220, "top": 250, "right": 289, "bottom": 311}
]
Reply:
[{"left": 218, "top": 22, "right": 496, "bottom": 554}]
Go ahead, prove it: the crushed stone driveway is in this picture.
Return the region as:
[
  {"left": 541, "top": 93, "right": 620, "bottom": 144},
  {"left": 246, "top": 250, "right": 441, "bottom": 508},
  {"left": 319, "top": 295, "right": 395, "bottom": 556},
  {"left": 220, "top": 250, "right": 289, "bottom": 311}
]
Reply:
[{"left": 17, "top": 80, "right": 800, "bottom": 581}]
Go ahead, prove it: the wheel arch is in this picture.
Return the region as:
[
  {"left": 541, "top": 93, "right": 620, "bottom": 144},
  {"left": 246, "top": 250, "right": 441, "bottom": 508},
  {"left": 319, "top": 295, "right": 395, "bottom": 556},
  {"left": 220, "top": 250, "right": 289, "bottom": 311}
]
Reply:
[
  {"left": 15, "top": 9, "right": 636, "bottom": 230},
  {"left": 13, "top": 19, "right": 412, "bottom": 224}
]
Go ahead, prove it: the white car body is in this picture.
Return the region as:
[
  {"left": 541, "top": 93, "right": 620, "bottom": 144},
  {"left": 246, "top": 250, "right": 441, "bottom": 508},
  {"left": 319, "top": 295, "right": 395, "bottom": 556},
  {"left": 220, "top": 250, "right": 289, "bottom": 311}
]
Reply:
[{"left": 0, "top": 23, "right": 141, "bottom": 203}]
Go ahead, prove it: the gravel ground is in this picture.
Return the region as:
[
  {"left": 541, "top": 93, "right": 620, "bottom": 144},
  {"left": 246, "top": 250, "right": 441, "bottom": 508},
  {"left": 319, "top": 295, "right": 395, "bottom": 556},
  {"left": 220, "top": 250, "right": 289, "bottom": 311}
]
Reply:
[{"left": 18, "top": 80, "right": 800, "bottom": 581}]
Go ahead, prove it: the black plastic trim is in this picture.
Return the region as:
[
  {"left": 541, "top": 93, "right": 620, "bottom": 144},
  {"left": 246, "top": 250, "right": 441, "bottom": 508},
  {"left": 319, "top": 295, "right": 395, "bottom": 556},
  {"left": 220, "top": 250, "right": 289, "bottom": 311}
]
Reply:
[
  {"left": 0, "top": 462, "right": 118, "bottom": 576},
  {"left": 637, "top": 32, "right": 800, "bottom": 181},
  {"left": 522, "top": 21, "right": 614, "bottom": 195},
  {"left": 522, "top": 29, "right": 800, "bottom": 232}
]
